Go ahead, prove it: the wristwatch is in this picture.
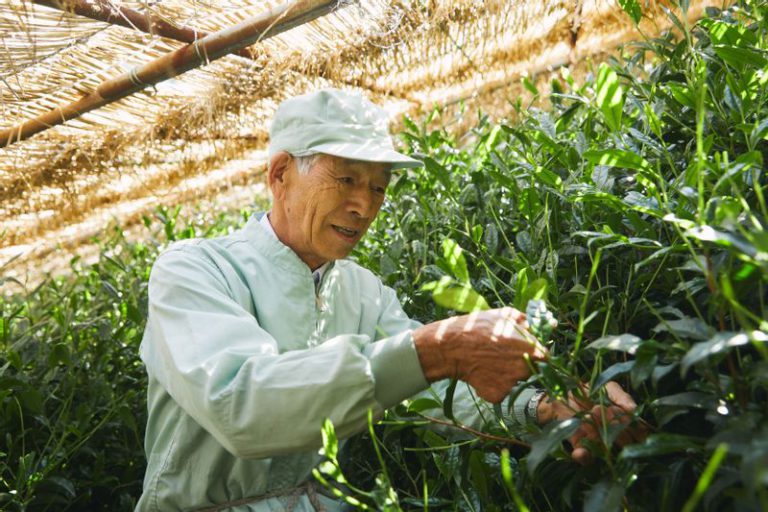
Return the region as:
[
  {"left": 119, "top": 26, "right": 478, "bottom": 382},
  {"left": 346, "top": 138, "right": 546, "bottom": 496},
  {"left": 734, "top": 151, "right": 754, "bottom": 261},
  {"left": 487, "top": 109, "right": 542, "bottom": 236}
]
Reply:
[
  {"left": 526, "top": 389, "right": 547, "bottom": 425},
  {"left": 512, "top": 388, "right": 536, "bottom": 425}
]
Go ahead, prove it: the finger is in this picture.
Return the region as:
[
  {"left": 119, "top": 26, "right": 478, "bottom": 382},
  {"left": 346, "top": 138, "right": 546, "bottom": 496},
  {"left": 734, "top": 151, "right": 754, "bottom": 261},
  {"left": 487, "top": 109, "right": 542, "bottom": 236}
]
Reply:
[
  {"left": 500, "top": 306, "right": 525, "bottom": 322},
  {"left": 572, "top": 446, "right": 593, "bottom": 465},
  {"left": 568, "top": 388, "right": 592, "bottom": 411},
  {"left": 594, "top": 406, "right": 636, "bottom": 447},
  {"left": 625, "top": 419, "right": 651, "bottom": 444},
  {"left": 570, "top": 420, "right": 598, "bottom": 450},
  {"left": 510, "top": 325, "right": 549, "bottom": 358},
  {"left": 605, "top": 381, "right": 637, "bottom": 412},
  {"left": 569, "top": 425, "right": 597, "bottom": 465}
]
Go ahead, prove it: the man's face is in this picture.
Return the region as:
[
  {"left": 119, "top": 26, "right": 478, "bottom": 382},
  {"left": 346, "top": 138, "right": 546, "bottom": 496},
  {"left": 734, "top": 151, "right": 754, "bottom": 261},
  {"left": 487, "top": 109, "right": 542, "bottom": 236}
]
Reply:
[{"left": 274, "top": 154, "right": 391, "bottom": 269}]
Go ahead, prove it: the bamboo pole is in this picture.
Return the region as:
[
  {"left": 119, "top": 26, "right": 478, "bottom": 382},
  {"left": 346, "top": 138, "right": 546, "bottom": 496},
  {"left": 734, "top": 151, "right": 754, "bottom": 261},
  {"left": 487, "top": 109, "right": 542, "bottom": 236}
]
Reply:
[
  {"left": 33, "top": 0, "right": 257, "bottom": 59},
  {"left": 1, "top": 0, "right": 344, "bottom": 147}
]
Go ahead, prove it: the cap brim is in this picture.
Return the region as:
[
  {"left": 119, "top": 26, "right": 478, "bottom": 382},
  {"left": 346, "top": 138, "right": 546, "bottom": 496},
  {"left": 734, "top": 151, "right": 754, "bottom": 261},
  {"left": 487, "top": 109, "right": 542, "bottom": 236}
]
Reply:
[{"left": 305, "top": 141, "right": 423, "bottom": 170}]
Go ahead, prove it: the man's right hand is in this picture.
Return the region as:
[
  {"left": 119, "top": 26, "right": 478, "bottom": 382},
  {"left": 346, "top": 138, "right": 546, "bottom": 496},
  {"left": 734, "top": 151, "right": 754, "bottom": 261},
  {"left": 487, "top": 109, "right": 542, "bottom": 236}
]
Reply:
[{"left": 412, "top": 307, "right": 549, "bottom": 403}]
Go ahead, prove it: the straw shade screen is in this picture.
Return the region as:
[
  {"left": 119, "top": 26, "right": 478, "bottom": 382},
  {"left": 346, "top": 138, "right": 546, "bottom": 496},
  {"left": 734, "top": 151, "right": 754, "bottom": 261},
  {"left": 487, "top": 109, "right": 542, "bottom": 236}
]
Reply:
[{"left": 0, "top": 0, "right": 724, "bottom": 286}]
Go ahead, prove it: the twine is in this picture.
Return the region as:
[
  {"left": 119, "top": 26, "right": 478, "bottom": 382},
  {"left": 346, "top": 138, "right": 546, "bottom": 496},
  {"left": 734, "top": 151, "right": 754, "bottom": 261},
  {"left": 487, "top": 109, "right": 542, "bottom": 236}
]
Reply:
[{"left": 194, "top": 480, "right": 328, "bottom": 512}]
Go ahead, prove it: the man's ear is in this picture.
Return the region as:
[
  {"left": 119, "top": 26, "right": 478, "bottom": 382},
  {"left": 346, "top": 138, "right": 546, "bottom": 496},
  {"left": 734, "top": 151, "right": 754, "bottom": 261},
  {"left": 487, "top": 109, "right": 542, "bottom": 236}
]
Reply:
[{"left": 268, "top": 152, "right": 292, "bottom": 196}]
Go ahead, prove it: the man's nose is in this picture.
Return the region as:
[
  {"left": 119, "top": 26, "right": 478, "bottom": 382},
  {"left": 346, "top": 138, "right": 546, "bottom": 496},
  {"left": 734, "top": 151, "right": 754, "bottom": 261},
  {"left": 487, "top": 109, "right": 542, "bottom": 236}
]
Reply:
[{"left": 347, "top": 185, "right": 374, "bottom": 219}]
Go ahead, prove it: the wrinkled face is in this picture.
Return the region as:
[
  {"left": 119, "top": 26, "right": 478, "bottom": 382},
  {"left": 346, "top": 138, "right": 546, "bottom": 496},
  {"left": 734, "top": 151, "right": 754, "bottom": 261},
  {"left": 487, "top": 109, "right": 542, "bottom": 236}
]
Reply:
[{"left": 273, "top": 154, "right": 391, "bottom": 269}]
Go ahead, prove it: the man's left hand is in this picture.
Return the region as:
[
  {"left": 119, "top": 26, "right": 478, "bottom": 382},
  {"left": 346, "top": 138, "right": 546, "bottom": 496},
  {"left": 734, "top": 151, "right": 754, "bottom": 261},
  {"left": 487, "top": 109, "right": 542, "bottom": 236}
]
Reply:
[{"left": 536, "top": 381, "right": 648, "bottom": 465}]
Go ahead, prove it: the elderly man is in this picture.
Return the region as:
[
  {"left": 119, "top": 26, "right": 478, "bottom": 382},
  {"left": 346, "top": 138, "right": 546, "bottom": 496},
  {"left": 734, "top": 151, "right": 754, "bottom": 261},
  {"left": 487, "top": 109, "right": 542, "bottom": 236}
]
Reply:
[{"left": 136, "top": 89, "right": 639, "bottom": 511}]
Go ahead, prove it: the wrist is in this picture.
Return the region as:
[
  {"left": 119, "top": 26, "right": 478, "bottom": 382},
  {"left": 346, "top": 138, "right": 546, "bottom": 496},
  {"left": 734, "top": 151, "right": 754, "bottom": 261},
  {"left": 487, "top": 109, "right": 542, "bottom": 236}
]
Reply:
[
  {"left": 413, "top": 324, "right": 452, "bottom": 382},
  {"left": 536, "top": 396, "right": 556, "bottom": 424},
  {"left": 537, "top": 395, "right": 575, "bottom": 425}
]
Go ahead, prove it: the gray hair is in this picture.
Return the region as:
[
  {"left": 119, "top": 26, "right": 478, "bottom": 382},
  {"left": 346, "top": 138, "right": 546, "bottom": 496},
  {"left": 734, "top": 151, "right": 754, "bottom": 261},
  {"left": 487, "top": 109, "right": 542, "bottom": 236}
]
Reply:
[
  {"left": 294, "top": 153, "right": 321, "bottom": 176},
  {"left": 267, "top": 152, "right": 321, "bottom": 176}
]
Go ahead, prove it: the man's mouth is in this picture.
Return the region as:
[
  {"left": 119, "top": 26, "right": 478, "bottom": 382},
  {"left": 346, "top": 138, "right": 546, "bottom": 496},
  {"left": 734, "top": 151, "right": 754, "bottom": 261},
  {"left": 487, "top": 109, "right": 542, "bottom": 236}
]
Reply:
[{"left": 332, "top": 225, "right": 360, "bottom": 238}]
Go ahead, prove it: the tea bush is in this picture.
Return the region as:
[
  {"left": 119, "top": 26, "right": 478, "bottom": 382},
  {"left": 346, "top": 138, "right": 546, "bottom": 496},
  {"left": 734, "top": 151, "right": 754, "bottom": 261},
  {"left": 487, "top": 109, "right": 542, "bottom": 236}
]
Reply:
[
  {"left": 1, "top": 0, "right": 767, "bottom": 510},
  {"left": 341, "top": 1, "right": 768, "bottom": 510},
  {"left": 0, "top": 207, "right": 252, "bottom": 510}
]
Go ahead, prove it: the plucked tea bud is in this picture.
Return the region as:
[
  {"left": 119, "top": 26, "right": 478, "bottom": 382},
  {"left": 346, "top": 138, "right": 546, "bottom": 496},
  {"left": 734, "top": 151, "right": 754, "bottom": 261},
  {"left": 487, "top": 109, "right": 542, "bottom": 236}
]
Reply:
[{"left": 526, "top": 299, "right": 557, "bottom": 340}]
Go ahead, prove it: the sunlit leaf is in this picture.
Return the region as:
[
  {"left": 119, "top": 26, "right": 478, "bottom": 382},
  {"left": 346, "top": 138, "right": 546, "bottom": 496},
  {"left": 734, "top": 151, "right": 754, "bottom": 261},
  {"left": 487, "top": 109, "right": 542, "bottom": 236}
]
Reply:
[
  {"left": 423, "top": 276, "right": 490, "bottom": 312},
  {"left": 595, "top": 64, "right": 625, "bottom": 132},
  {"left": 584, "top": 149, "right": 650, "bottom": 171},
  {"left": 684, "top": 225, "right": 758, "bottom": 259},
  {"left": 588, "top": 334, "right": 642, "bottom": 354},
  {"left": 653, "top": 391, "right": 716, "bottom": 410},
  {"left": 713, "top": 45, "right": 768, "bottom": 70},
  {"left": 682, "top": 331, "right": 768, "bottom": 374},
  {"left": 320, "top": 418, "right": 339, "bottom": 460},
  {"left": 441, "top": 239, "right": 470, "bottom": 283},
  {"left": 652, "top": 317, "right": 713, "bottom": 341}
]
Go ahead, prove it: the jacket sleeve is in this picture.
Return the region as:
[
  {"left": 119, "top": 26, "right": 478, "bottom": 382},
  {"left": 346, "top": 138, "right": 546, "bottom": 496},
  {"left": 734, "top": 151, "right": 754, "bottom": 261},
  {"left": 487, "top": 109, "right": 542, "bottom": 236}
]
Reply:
[
  {"left": 140, "top": 247, "right": 428, "bottom": 459},
  {"left": 372, "top": 284, "right": 514, "bottom": 436}
]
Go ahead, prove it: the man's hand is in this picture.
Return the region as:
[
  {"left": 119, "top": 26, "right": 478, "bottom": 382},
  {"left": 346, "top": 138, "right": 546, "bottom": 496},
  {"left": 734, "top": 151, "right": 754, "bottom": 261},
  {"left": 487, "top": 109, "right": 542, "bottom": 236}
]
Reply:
[
  {"left": 413, "top": 307, "right": 549, "bottom": 403},
  {"left": 536, "top": 381, "right": 648, "bottom": 465}
]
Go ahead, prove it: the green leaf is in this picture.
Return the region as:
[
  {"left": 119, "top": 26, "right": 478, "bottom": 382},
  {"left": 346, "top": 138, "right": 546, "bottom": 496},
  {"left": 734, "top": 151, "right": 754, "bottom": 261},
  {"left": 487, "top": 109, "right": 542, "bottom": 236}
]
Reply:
[
  {"left": 468, "top": 450, "right": 489, "bottom": 503},
  {"left": 424, "top": 277, "right": 490, "bottom": 312},
  {"left": 584, "top": 149, "right": 650, "bottom": 172},
  {"left": 588, "top": 334, "right": 642, "bottom": 354},
  {"left": 713, "top": 45, "right": 768, "bottom": 70},
  {"left": 644, "top": 103, "right": 663, "bottom": 139},
  {"left": 534, "top": 166, "right": 563, "bottom": 190},
  {"left": 441, "top": 238, "right": 470, "bottom": 283},
  {"left": 652, "top": 317, "right": 713, "bottom": 341},
  {"left": 527, "top": 418, "right": 581, "bottom": 474},
  {"left": 320, "top": 418, "right": 339, "bottom": 460},
  {"left": 682, "top": 443, "right": 730, "bottom": 512},
  {"left": 484, "top": 223, "right": 499, "bottom": 253},
  {"left": 36, "top": 476, "right": 76, "bottom": 500},
  {"left": 684, "top": 225, "right": 758, "bottom": 259},
  {"left": 653, "top": 392, "right": 716, "bottom": 409},
  {"left": 501, "top": 450, "right": 530, "bottom": 511},
  {"left": 594, "top": 361, "right": 635, "bottom": 389},
  {"left": 584, "top": 477, "right": 624, "bottom": 512},
  {"left": 595, "top": 64, "right": 625, "bottom": 132},
  {"left": 522, "top": 75, "right": 539, "bottom": 96},
  {"left": 631, "top": 345, "right": 658, "bottom": 388},
  {"left": 442, "top": 378, "right": 457, "bottom": 420},
  {"left": 681, "top": 331, "right": 767, "bottom": 375},
  {"left": 618, "top": 0, "right": 642, "bottom": 23},
  {"left": 706, "top": 19, "right": 757, "bottom": 46},
  {"left": 424, "top": 157, "right": 452, "bottom": 191},
  {"left": 406, "top": 397, "right": 442, "bottom": 413},
  {"left": 667, "top": 83, "right": 695, "bottom": 108},
  {"left": 620, "top": 433, "right": 703, "bottom": 459}
]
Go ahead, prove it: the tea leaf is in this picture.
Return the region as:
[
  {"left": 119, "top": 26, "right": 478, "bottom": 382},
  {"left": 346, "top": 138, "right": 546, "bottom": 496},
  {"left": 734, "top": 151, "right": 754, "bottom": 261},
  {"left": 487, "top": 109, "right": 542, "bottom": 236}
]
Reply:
[
  {"left": 527, "top": 418, "right": 580, "bottom": 474},
  {"left": 617, "top": 0, "right": 642, "bottom": 23},
  {"left": 621, "top": 434, "right": 703, "bottom": 459},
  {"left": 584, "top": 477, "right": 624, "bottom": 512},
  {"left": 321, "top": 418, "right": 339, "bottom": 460},
  {"left": 682, "top": 331, "right": 768, "bottom": 374},
  {"left": 595, "top": 64, "right": 625, "bottom": 132},
  {"left": 441, "top": 239, "right": 470, "bottom": 283},
  {"left": 588, "top": 334, "right": 643, "bottom": 354},
  {"left": 594, "top": 361, "right": 635, "bottom": 389},
  {"left": 584, "top": 149, "right": 650, "bottom": 172},
  {"left": 652, "top": 317, "right": 714, "bottom": 341}
]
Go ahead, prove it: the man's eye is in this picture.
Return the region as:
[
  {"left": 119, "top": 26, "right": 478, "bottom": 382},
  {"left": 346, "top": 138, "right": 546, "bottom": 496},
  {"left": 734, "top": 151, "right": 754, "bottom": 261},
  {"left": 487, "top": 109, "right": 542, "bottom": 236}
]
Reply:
[
  {"left": 372, "top": 186, "right": 387, "bottom": 195},
  {"left": 337, "top": 177, "right": 354, "bottom": 185}
]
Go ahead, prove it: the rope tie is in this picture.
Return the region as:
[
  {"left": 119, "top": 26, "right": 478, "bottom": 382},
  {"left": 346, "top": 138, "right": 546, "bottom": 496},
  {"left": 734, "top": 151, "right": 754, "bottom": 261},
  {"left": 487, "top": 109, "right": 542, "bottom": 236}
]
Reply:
[
  {"left": 194, "top": 480, "right": 328, "bottom": 512},
  {"left": 128, "top": 67, "right": 145, "bottom": 87},
  {"left": 193, "top": 39, "right": 210, "bottom": 65}
]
